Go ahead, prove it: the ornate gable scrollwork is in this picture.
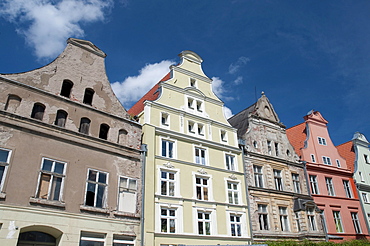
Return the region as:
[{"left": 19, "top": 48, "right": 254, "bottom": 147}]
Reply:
[
  {"left": 229, "top": 174, "right": 237, "bottom": 180},
  {"left": 197, "top": 168, "right": 207, "bottom": 175},
  {"left": 163, "top": 162, "right": 174, "bottom": 169}
]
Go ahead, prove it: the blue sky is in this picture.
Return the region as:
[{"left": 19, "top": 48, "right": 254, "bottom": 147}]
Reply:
[{"left": 1, "top": 0, "right": 370, "bottom": 146}]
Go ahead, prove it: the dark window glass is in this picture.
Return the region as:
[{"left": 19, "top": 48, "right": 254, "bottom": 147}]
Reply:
[
  {"left": 79, "top": 117, "right": 91, "bottom": 134},
  {"left": 54, "top": 110, "right": 68, "bottom": 127},
  {"left": 60, "top": 80, "right": 73, "bottom": 98},
  {"left": 31, "top": 103, "right": 45, "bottom": 120},
  {"left": 83, "top": 88, "right": 94, "bottom": 105},
  {"left": 99, "top": 124, "right": 110, "bottom": 140}
]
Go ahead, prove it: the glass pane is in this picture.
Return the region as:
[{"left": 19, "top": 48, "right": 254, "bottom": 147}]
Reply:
[
  {"left": 80, "top": 240, "right": 104, "bottom": 246},
  {"left": 196, "top": 177, "right": 200, "bottom": 184},
  {"left": 42, "top": 159, "right": 53, "bottom": 171},
  {"left": 198, "top": 212, "right": 202, "bottom": 219},
  {"left": 161, "top": 181, "right": 167, "bottom": 195},
  {"left": 237, "top": 224, "right": 241, "bottom": 236},
  {"left": 88, "top": 170, "right": 97, "bottom": 181},
  {"left": 162, "top": 140, "right": 166, "bottom": 157},
  {"left": 204, "top": 187, "right": 208, "bottom": 200},
  {"left": 169, "top": 173, "right": 174, "bottom": 180},
  {"left": 168, "top": 142, "right": 173, "bottom": 158},
  {"left": 96, "top": 184, "right": 105, "bottom": 208},
  {"left": 52, "top": 177, "right": 62, "bottom": 201},
  {"left": 203, "top": 179, "right": 207, "bottom": 185},
  {"left": 161, "top": 218, "right": 167, "bottom": 232},
  {"left": 161, "top": 209, "right": 167, "bottom": 215},
  {"left": 169, "top": 182, "right": 174, "bottom": 196},
  {"left": 0, "top": 149, "right": 9, "bottom": 163},
  {"left": 235, "top": 194, "right": 239, "bottom": 204},
  {"left": 231, "top": 224, "right": 235, "bottom": 236},
  {"left": 205, "top": 213, "right": 209, "bottom": 220},
  {"left": 0, "top": 166, "right": 5, "bottom": 181},
  {"left": 169, "top": 210, "right": 175, "bottom": 216},
  {"left": 198, "top": 222, "right": 203, "bottom": 234},
  {"left": 120, "top": 177, "right": 128, "bottom": 188},
  {"left": 161, "top": 171, "right": 166, "bottom": 179},
  {"left": 196, "top": 187, "right": 202, "bottom": 199},
  {"left": 228, "top": 191, "right": 233, "bottom": 203},
  {"left": 98, "top": 172, "right": 107, "bottom": 184},
  {"left": 85, "top": 182, "right": 96, "bottom": 206},
  {"left": 54, "top": 162, "right": 65, "bottom": 174},
  {"left": 170, "top": 219, "right": 175, "bottom": 233},
  {"left": 205, "top": 222, "right": 210, "bottom": 235},
  {"left": 129, "top": 179, "right": 136, "bottom": 190}
]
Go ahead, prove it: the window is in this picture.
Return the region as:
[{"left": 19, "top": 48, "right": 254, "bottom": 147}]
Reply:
[
  {"left": 198, "top": 211, "right": 211, "bottom": 235},
  {"left": 336, "top": 159, "right": 341, "bottom": 167},
  {"left": 307, "top": 208, "right": 317, "bottom": 231},
  {"left": 292, "top": 173, "right": 301, "bottom": 193},
  {"left": 220, "top": 130, "right": 227, "bottom": 142},
  {"left": 343, "top": 180, "right": 352, "bottom": 198},
  {"left": 188, "top": 121, "right": 195, "bottom": 133},
  {"left": 253, "top": 140, "right": 258, "bottom": 149},
  {"left": 254, "top": 165, "right": 264, "bottom": 188},
  {"left": 311, "top": 154, "right": 316, "bottom": 163},
  {"left": 188, "top": 98, "right": 194, "bottom": 109},
  {"left": 318, "top": 137, "right": 327, "bottom": 145},
  {"left": 113, "top": 236, "right": 135, "bottom": 246},
  {"left": 161, "top": 140, "right": 174, "bottom": 158},
  {"left": 351, "top": 212, "right": 362, "bottom": 233},
  {"left": 79, "top": 117, "right": 91, "bottom": 134},
  {"left": 118, "top": 129, "right": 128, "bottom": 145},
  {"left": 80, "top": 232, "right": 105, "bottom": 246},
  {"left": 0, "top": 148, "right": 11, "bottom": 191},
  {"left": 363, "top": 193, "right": 369, "bottom": 203},
  {"left": 118, "top": 176, "right": 137, "bottom": 213},
  {"left": 225, "top": 154, "right": 235, "bottom": 171},
  {"left": 4, "top": 94, "right": 21, "bottom": 113},
  {"left": 295, "top": 212, "right": 301, "bottom": 232},
  {"left": 31, "top": 103, "right": 45, "bottom": 120},
  {"left": 359, "top": 172, "right": 365, "bottom": 182},
  {"left": 196, "top": 100, "right": 203, "bottom": 112},
  {"left": 196, "top": 176, "right": 209, "bottom": 200},
  {"left": 227, "top": 182, "right": 239, "bottom": 204},
  {"left": 18, "top": 231, "right": 56, "bottom": 245},
  {"left": 161, "top": 208, "right": 176, "bottom": 233},
  {"left": 54, "top": 110, "right": 68, "bottom": 127},
  {"left": 326, "top": 177, "right": 335, "bottom": 196},
  {"left": 279, "top": 207, "right": 289, "bottom": 231},
  {"left": 197, "top": 124, "right": 204, "bottom": 135},
  {"left": 365, "top": 154, "right": 369, "bottom": 164},
  {"left": 333, "top": 211, "right": 344, "bottom": 232},
  {"left": 161, "top": 113, "right": 169, "bottom": 126},
  {"left": 286, "top": 149, "right": 291, "bottom": 156},
  {"left": 309, "top": 175, "right": 319, "bottom": 194},
  {"left": 85, "top": 169, "right": 108, "bottom": 208},
  {"left": 60, "top": 79, "right": 73, "bottom": 98},
  {"left": 99, "top": 124, "right": 110, "bottom": 140},
  {"left": 274, "top": 169, "right": 283, "bottom": 191},
  {"left": 36, "top": 158, "right": 66, "bottom": 201},
  {"left": 322, "top": 156, "right": 332, "bottom": 165},
  {"left": 267, "top": 141, "right": 272, "bottom": 155},
  {"left": 275, "top": 142, "right": 279, "bottom": 156},
  {"left": 190, "top": 78, "right": 196, "bottom": 87},
  {"left": 161, "top": 171, "right": 175, "bottom": 196},
  {"left": 83, "top": 88, "right": 94, "bottom": 105},
  {"left": 258, "top": 204, "right": 269, "bottom": 230},
  {"left": 195, "top": 147, "right": 206, "bottom": 165},
  {"left": 230, "top": 214, "right": 242, "bottom": 236}
]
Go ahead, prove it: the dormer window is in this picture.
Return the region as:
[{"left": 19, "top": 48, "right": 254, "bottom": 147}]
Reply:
[
  {"left": 161, "top": 113, "right": 169, "bottom": 126},
  {"left": 318, "top": 137, "right": 327, "bottom": 146},
  {"left": 60, "top": 80, "right": 73, "bottom": 98},
  {"left": 190, "top": 78, "right": 196, "bottom": 87},
  {"left": 323, "top": 156, "right": 332, "bottom": 165},
  {"left": 83, "top": 88, "right": 94, "bottom": 105}
]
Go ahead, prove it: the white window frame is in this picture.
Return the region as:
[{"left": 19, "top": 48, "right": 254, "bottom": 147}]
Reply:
[
  {"left": 333, "top": 211, "right": 344, "bottom": 233},
  {"left": 351, "top": 212, "right": 362, "bottom": 234},
  {"left": 197, "top": 123, "right": 204, "bottom": 136},
  {"left": 160, "top": 207, "right": 177, "bottom": 233},
  {"left": 318, "top": 137, "right": 327, "bottom": 145},
  {"left": 225, "top": 154, "right": 236, "bottom": 171},
  {"left": 359, "top": 171, "right": 365, "bottom": 182},
  {"left": 188, "top": 97, "right": 195, "bottom": 109},
  {"left": 226, "top": 180, "right": 240, "bottom": 205},
  {"left": 161, "top": 138, "right": 175, "bottom": 158},
  {"left": 36, "top": 157, "right": 66, "bottom": 201},
  {"left": 159, "top": 169, "right": 176, "bottom": 197},
  {"left": 195, "top": 176, "right": 210, "bottom": 201},
  {"left": 195, "top": 147, "right": 207, "bottom": 165},
  {"left": 279, "top": 206, "right": 290, "bottom": 231},
  {"left": 322, "top": 156, "right": 332, "bottom": 165},
  {"left": 295, "top": 212, "right": 301, "bottom": 232},
  {"left": 343, "top": 180, "right": 352, "bottom": 198},
  {"left": 84, "top": 169, "right": 108, "bottom": 208},
  {"left": 220, "top": 130, "right": 227, "bottom": 142},
  {"left": 113, "top": 236, "right": 135, "bottom": 246},
  {"left": 254, "top": 165, "right": 264, "bottom": 188},
  {"left": 292, "top": 173, "right": 301, "bottom": 193},
  {"left": 196, "top": 100, "right": 203, "bottom": 112},
  {"left": 197, "top": 210, "right": 212, "bottom": 235},
  {"left": 258, "top": 204, "right": 269, "bottom": 230},
  {"left": 229, "top": 213, "right": 243, "bottom": 237},
  {"left": 362, "top": 192, "right": 369, "bottom": 203},
  {"left": 0, "top": 147, "right": 12, "bottom": 192},
  {"left": 188, "top": 121, "right": 195, "bottom": 133},
  {"left": 161, "top": 112, "right": 169, "bottom": 127},
  {"left": 309, "top": 175, "right": 319, "bottom": 194},
  {"left": 307, "top": 207, "right": 317, "bottom": 231},
  {"left": 274, "top": 169, "right": 283, "bottom": 191},
  {"left": 80, "top": 232, "right": 106, "bottom": 245},
  {"left": 156, "top": 203, "right": 183, "bottom": 234},
  {"left": 325, "top": 177, "right": 335, "bottom": 196},
  {"left": 117, "top": 176, "right": 137, "bottom": 213},
  {"left": 193, "top": 172, "right": 213, "bottom": 201}
]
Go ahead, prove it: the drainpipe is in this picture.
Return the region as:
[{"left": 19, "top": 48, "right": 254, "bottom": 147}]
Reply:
[
  {"left": 140, "top": 144, "right": 148, "bottom": 246},
  {"left": 239, "top": 139, "right": 254, "bottom": 244}
]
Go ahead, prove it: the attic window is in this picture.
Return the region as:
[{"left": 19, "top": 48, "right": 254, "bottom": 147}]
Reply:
[
  {"left": 55, "top": 110, "right": 68, "bottom": 127},
  {"left": 79, "top": 117, "right": 91, "bottom": 134},
  {"left": 83, "top": 88, "right": 94, "bottom": 105},
  {"left": 190, "top": 78, "right": 196, "bottom": 87},
  {"left": 60, "top": 80, "right": 73, "bottom": 98},
  {"left": 99, "top": 124, "right": 110, "bottom": 140},
  {"left": 31, "top": 103, "right": 45, "bottom": 120},
  {"left": 5, "top": 94, "right": 21, "bottom": 113}
]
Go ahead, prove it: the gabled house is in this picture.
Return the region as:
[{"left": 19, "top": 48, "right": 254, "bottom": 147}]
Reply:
[
  {"left": 128, "top": 51, "right": 251, "bottom": 246},
  {"left": 287, "top": 110, "right": 368, "bottom": 242},
  {"left": 0, "top": 38, "right": 142, "bottom": 246},
  {"left": 229, "top": 93, "right": 325, "bottom": 242}
]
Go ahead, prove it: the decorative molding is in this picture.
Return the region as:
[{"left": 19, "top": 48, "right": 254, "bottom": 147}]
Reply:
[
  {"left": 229, "top": 174, "right": 237, "bottom": 180},
  {"left": 197, "top": 168, "right": 208, "bottom": 175},
  {"left": 163, "top": 162, "right": 175, "bottom": 169}
]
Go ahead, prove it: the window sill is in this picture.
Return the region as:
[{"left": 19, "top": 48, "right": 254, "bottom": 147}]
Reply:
[
  {"left": 29, "top": 197, "right": 65, "bottom": 208},
  {"left": 113, "top": 211, "right": 140, "bottom": 218},
  {"left": 0, "top": 192, "right": 6, "bottom": 199},
  {"left": 80, "top": 205, "right": 109, "bottom": 214}
]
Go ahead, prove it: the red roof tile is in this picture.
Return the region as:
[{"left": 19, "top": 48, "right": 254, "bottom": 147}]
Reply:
[
  {"left": 127, "top": 72, "right": 171, "bottom": 116},
  {"left": 286, "top": 122, "right": 306, "bottom": 157},
  {"left": 337, "top": 141, "right": 355, "bottom": 172}
]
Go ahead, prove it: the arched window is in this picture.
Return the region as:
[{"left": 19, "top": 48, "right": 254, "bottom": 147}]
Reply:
[
  {"left": 83, "top": 88, "right": 94, "bottom": 105},
  {"left": 60, "top": 80, "right": 73, "bottom": 98},
  {"left": 54, "top": 110, "right": 68, "bottom": 127},
  {"left": 118, "top": 129, "right": 128, "bottom": 145},
  {"left": 99, "top": 124, "right": 110, "bottom": 140},
  {"left": 17, "top": 231, "right": 56, "bottom": 245},
  {"left": 79, "top": 117, "right": 91, "bottom": 134},
  {"left": 31, "top": 103, "right": 45, "bottom": 120},
  {"left": 4, "top": 94, "right": 22, "bottom": 113}
]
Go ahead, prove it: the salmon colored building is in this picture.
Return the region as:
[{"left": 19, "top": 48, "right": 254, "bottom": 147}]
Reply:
[{"left": 287, "top": 110, "right": 369, "bottom": 242}]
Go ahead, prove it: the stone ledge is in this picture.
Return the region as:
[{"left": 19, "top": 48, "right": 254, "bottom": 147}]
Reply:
[
  {"left": 29, "top": 197, "right": 66, "bottom": 208},
  {"left": 80, "top": 205, "right": 109, "bottom": 214}
]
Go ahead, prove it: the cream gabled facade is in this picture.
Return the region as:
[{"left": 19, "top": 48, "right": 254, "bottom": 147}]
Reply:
[
  {"left": 228, "top": 94, "right": 326, "bottom": 242},
  {"left": 0, "top": 38, "right": 142, "bottom": 246},
  {"left": 128, "top": 51, "right": 251, "bottom": 246}
]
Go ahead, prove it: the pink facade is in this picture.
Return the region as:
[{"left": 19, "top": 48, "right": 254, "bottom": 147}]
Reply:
[{"left": 287, "top": 111, "right": 369, "bottom": 241}]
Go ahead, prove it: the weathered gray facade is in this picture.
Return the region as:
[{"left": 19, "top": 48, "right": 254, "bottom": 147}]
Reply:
[
  {"left": 228, "top": 93, "right": 326, "bottom": 242},
  {"left": 0, "top": 38, "right": 142, "bottom": 245}
]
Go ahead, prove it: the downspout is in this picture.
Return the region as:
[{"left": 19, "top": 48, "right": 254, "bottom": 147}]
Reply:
[
  {"left": 140, "top": 144, "right": 148, "bottom": 246},
  {"left": 239, "top": 139, "right": 254, "bottom": 244}
]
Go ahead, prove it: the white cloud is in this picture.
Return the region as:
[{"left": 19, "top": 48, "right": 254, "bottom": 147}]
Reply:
[
  {"left": 212, "top": 76, "right": 234, "bottom": 101},
  {"left": 0, "top": 0, "right": 113, "bottom": 59},
  {"left": 111, "top": 60, "right": 174, "bottom": 107},
  {"left": 223, "top": 106, "right": 233, "bottom": 119},
  {"left": 228, "top": 56, "right": 250, "bottom": 74},
  {"left": 234, "top": 76, "right": 243, "bottom": 85}
]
